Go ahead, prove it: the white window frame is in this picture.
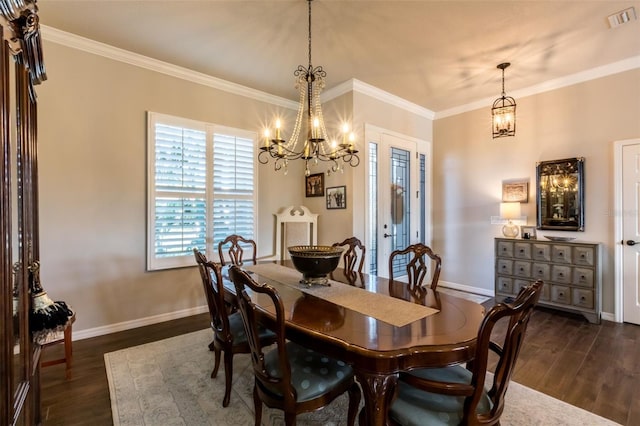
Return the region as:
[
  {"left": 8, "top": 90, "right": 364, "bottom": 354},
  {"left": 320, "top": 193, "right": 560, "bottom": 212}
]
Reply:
[{"left": 146, "top": 112, "right": 257, "bottom": 270}]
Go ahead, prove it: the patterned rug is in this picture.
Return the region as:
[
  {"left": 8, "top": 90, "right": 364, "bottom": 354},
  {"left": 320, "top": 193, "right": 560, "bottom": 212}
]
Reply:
[{"left": 105, "top": 329, "right": 620, "bottom": 426}]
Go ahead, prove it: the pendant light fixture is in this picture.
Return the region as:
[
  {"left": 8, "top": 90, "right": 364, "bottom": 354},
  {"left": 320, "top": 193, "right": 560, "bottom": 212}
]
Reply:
[
  {"left": 492, "top": 62, "right": 516, "bottom": 138},
  {"left": 259, "top": 0, "right": 359, "bottom": 176}
]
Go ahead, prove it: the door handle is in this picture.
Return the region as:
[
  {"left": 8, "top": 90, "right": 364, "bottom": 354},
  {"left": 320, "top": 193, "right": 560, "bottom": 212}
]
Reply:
[
  {"left": 383, "top": 233, "right": 394, "bottom": 238},
  {"left": 626, "top": 240, "right": 638, "bottom": 246}
]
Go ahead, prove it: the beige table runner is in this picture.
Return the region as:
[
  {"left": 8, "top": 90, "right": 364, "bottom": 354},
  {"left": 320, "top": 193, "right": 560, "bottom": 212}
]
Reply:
[{"left": 245, "top": 263, "right": 438, "bottom": 327}]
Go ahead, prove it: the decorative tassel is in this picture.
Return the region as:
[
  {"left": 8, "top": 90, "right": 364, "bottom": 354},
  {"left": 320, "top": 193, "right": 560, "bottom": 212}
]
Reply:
[{"left": 28, "top": 261, "right": 75, "bottom": 343}]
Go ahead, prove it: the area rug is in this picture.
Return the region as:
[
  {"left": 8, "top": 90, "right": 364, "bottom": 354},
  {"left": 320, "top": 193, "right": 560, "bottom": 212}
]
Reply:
[{"left": 105, "top": 329, "right": 620, "bottom": 426}]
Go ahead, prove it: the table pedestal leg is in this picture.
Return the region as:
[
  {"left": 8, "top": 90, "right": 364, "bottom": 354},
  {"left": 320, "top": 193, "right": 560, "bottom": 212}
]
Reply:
[{"left": 355, "top": 371, "right": 398, "bottom": 426}]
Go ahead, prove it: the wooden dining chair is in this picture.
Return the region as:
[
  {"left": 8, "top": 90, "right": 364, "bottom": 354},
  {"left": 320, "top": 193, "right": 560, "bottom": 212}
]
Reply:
[
  {"left": 331, "top": 236, "right": 366, "bottom": 286},
  {"left": 193, "top": 248, "right": 275, "bottom": 407},
  {"left": 388, "top": 243, "right": 442, "bottom": 291},
  {"left": 229, "top": 266, "right": 361, "bottom": 426},
  {"left": 389, "top": 280, "right": 544, "bottom": 426},
  {"left": 217, "top": 234, "right": 257, "bottom": 266}
]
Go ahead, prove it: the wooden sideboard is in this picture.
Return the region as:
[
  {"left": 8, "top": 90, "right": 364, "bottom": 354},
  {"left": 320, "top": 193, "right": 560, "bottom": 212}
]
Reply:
[{"left": 494, "top": 238, "right": 601, "bottom": 324}]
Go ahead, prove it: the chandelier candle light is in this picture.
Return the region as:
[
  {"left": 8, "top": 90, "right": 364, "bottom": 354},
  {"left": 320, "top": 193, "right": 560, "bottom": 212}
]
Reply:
[
  {"left": 492, "top": 62, "right": 516, "bottom": 138},
  {"left": 259, "top": 0, "right": 359, "bottom": 176}
]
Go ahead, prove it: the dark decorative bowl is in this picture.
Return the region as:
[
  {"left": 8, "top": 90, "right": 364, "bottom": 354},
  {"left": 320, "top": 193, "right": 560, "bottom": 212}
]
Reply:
[{"left": 288, "top": 245, "right": 343, "bottom": 286}]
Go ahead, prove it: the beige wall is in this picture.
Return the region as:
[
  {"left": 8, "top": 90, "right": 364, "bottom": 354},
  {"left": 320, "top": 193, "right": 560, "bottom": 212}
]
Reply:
[
  {"left": 37, "top": 41, "right": 304, "bottom": 333},
  {"left": 433, "top": 69, "right": 640, "bottom": 313},
  {"left": 35, "top": 39, "right": 637, "bottom": 334}
]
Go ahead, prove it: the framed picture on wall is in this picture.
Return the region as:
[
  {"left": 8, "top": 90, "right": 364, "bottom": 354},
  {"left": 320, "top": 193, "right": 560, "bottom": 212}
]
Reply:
[
  {"left": 326, "top": 186, "right": 347, "bottom": 209},
  {"left": 305, "top": 173, "right": 325, "bottom": 197},
  {"left": 502, "top": 181, "right": 528, "bottom": 203}
]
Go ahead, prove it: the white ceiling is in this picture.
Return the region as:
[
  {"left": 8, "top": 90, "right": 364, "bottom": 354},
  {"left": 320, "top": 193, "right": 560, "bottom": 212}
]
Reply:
[{"left": 38, "top": 1, "right": 640, "bottom": 113}]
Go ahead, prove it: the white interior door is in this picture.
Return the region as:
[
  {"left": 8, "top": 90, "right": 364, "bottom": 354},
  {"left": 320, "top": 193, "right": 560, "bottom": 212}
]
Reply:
[
  {"left": 622, "top": 142, "right": 640, "bottom": 324},
  {"left": 376, "top": 133, "right": 420, "bottom": 279}
]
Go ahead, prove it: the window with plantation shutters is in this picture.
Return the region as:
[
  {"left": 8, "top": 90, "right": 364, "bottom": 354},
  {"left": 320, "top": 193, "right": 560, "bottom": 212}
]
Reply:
[{"left": 147, "top": 113, "right": 256, "bottom": 270}]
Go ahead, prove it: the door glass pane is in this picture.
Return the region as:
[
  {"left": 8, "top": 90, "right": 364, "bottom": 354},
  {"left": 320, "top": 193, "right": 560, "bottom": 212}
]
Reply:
[
  {"left": 390, "top": 147, "right": 410, "bottom": 277},
  {"left": 368, "top": 142, "right": 378, "bottom": 275}
]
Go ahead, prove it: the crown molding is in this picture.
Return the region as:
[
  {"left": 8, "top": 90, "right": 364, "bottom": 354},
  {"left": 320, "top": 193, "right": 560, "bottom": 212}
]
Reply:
[
  {"left": 324, "top": 79, "right": 436, "bottom": 120},
  {"left": 435, "top": 55, "right": 640, "bottom": 119},
  {"left": 40, "top": 25, "right": 299, "bottom": 110},
  {"left": 41, "top": 25, "right": 639, "bottom": 121}
]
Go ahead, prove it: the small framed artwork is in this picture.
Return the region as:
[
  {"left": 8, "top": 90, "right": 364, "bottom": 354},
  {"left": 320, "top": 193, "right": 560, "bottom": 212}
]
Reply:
[
  {"left": 305, "top": 172, "right": 325, "bottom": 197},
  {"left": 326, "top": 185, "right": 347, "bottom": 209},
  {"left": 520, "top": 226, "right": 537, "bottom": 240},
  {"left": 502, "top": 181, "right": 529, "bottom": 203}
]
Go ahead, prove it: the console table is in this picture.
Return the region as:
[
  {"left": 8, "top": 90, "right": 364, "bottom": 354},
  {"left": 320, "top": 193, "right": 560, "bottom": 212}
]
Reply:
[{"left": 494, "top": 238, "right": 601, "bottom": 324}]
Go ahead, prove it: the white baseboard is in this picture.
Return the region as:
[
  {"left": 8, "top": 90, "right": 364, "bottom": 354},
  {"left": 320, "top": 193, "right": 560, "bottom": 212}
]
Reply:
[
  {"left": 438, "top": 280, "right": 495, "bottom": 297},
  {"left": 72, "top": 305, "right": 209, "bottom": 341}
]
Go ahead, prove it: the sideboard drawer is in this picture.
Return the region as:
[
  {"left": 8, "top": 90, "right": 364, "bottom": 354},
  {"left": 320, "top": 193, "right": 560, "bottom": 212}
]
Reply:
[
  {"left": 497, "top": 241, "right": 514, "bottom": 258},
  {"left": 532, "top": 263, "right": 550, "bottom": 281},
  {"left": 513, "top": 261, "right": 531, "bottom": 277},
  {"left": 514, "top": 243, "right": 532, "bottom": 259},
  {"left": 551, "top": 265, "right": 571, "bottom": 283},
  {"left": 551, "top": 245, "right": 572, "bottom": 264},
  {"left": 496, "top": 277, "right": 513, "bottom": 294},
  {"left": 573, "top": 247, "right": 595, "bottom": 266},
  {"left": 532, "top": 244, "right": 551, "bottom": 262},
  {"left": 572, "top": 268, "right": 594, "bottom": 288},
  {"left": 551, "top": 285, "right": 571, "bottom": 305},
  {"left": 497, "top": 259, "right": 513, "bottom": 275},
  {"left": 572, "top": 289, "right": 594, "bottom": 309}
]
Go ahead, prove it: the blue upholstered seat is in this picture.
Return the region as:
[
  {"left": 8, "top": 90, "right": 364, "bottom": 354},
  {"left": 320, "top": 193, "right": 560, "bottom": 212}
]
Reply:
[
  {"left": 227, "top": 311, "right": 275, "bottom": 345},
  {"left": 262, "top": 341, "right": 354, "bottom": 402},
  {"left": 390, "top": 367, "right": 493, "bottom": 426}
]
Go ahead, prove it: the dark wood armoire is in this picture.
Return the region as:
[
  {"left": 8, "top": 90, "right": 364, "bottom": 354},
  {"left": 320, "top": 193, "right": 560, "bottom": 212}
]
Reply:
[{"left": 1, "top": 1, "right": 47, "bottom": 425}]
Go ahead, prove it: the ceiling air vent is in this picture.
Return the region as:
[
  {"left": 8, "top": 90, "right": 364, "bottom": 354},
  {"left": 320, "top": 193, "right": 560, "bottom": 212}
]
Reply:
[{"left": 608, "top": 7, "right": 637, "bottom": 28}]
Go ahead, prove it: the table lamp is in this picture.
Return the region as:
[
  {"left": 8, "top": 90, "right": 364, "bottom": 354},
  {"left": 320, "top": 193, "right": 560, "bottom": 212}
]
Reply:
[{"left": 500, "top": 202, "right": 521, "bottom": 238}]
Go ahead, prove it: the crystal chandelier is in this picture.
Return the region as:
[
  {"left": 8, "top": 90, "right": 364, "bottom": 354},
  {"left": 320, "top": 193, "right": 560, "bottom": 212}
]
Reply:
[
  {"left": 492, "top": 62, "right": 516, "bottom": 138},
  {"left": 259, "top": 0, "right": 359, "bottom": 176}
]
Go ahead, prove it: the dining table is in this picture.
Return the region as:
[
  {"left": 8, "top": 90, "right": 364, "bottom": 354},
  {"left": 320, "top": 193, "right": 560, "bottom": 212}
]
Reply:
[{"left": 223, "top": 261, "right": 486, "bottom": 426}]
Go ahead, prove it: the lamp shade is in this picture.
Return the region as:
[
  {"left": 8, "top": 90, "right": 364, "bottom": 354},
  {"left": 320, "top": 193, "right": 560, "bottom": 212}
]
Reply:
[{"left": 500, "top": 202, "right": 521, "bottom": 220}]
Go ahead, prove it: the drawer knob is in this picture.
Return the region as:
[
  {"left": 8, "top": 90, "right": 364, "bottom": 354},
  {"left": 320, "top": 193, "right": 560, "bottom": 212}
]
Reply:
[
  {"left": 581, "top": 254, "right": 585, "bottom": 258},
  {"left": 538, "top": 251, "right": 543, "bottom": 254},
  {"left": 559, "top": 292, "right": 564, "bottom": 297},
  {"left": 559, "top": 273, "right": 564, "bottom": 277},
  {"left": 559, "top": 253, "right": 564, "bottom": 256},
  {"left": 581, "top": 296, "right": 586, "bottom": 301},
  {"left": 519, "top": 249, "right": 524, "bottom": 253},
  {"left": 581, "top": 275, "right": 585, "bottom": 279}
]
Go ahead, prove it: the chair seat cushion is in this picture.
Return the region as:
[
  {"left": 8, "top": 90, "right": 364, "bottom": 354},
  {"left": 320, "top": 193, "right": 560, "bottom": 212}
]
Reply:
[
  {"left": 226, "top": 311, "right": 275, "bottom": 345},
  {"left": 389, "top": 366, "right": 493, "bottom": 426},
  {"left": 262, "top": 341, "right": 354, "bottom": 403}
]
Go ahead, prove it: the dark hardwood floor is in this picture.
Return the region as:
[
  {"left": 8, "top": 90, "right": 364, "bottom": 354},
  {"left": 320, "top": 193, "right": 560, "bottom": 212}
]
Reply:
[{"left": 40, "top": 303, "right": 640, "bottom": 425}]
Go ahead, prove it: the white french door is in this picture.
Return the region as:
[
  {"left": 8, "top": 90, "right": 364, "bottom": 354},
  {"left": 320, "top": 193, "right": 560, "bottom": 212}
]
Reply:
[
  {"left": 621, "top": 141, "right": 640, "bottom": 324},
  {"left": 367, "top": 128, "right": 430, "bottom": 279}
]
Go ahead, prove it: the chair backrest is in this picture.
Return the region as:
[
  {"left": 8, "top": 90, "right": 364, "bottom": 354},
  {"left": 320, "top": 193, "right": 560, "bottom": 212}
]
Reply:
[
  {"left": 465, "top": 280, "right": 543, "bottom": 424},
  {"left": 388, "top": 243, "right": 442, "bottom": 291},
  {"left": 332, "top": 237, "right": 366, "bottom": 285},
  {"left": 229, "top": 266, "right": 296, "bottom": 406},
  {"left": 193, "top": 249, "right": 231, "bottom": 342},
  {"left": 217, "top": 234, "right": 257, "bottom": 266}
]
